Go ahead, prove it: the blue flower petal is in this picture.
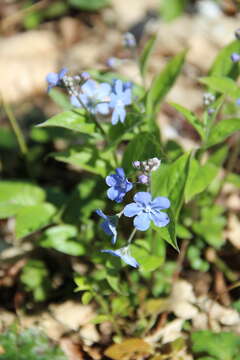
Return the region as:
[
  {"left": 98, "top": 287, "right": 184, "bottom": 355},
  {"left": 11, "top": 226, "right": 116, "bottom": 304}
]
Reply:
[
  {"left": 107, "top": 187, "right": 121, "bottom": 202},
  {"left": 117, "top": 106, "right": 126, "bottom": 123},
  {"left": 150, "top": 211, "right": 170, "bottom": 227},
  {"left": 116, "top": 168, "right": 125, "bottom": 178},
  {"left": 134, "top": 212, "right": 151, "bottom": 231},
  {"left": 123, "top": 89, "right": 132, "bottom": 105},
  {"left": 46, "top": 72, "right": 58, "bottom": 86},
  {"left": 124, "top": 203, "right": 141, "bottom": 217},
  {"left": 105, "top": 174, "right": 117, "bottom": 187},
  {"left": 58, "top": 68, "right": 68, "bottom": 79},
  {"left": 82, "top": 80, "right": 97, "bottom": 96},
  {"left": 95, "top": 209, "right": 107, "bottom": 220},
  {"left": 96, "top": 102, "right": 110, "bottom": 115},
  {"left": 70, "top": 95, "right": 81, "bottom": 108},
  {"left": 111, "top": 108, "right": 120, "bottom": 125},
  {"left": 134, "top": 192, "right": 152, "bottom": 206},
  {"left": 115, "top": 80, "right": 123, "bottom": 94},
  {"left": 98, "top": 83, "right": 111, "bottom": 97},
  {"left": 151, "top": 197, "right": 171, "bottom": 210},
  {"left": 101, "top": 247, "right": 139, "bottom": 268}
]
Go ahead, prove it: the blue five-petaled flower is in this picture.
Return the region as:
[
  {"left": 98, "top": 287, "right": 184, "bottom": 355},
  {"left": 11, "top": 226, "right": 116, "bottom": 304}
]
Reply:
[
  {"left": 46, "top": 68, "right": 68, "bottom": 92},
  {"left": 71, "top": 79, "right": 111, "bottom": 115},
  {"left": 106, "top": 168, "right": 133, "bottom": 203},
  {"left": 101, "top": 246, "right": 139, "bottom": 268},
  {"left": 109, "top": 80, "right": 132, "bottom": 125},
  {"left": 95, "top": 209, "right": 118, "bottom": 244},
  {"left": 123, "top": 192, "right": 170, "bottom": 231}
]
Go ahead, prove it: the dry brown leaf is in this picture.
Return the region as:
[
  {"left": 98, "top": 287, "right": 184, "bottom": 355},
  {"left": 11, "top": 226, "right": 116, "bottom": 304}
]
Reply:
[
  {"left": 0, "top": 345, "right": 5, "bottom": 355},
  {"left": 145, "top": 319, "right": 184, "bottom": 345},
  {"left": 224, "top": 214, "right": 240, "bottom": 249},
  {"left": 60, "top": 337, "right": 84, "bottom": 360},
  {"left": 104, "top": 338, "right": 153, "bottom": 360}
]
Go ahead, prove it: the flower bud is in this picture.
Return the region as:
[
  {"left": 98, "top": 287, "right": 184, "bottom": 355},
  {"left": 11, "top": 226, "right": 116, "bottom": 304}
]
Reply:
[
  {"left": 132, "top": 160, "right": 141, "bottom": 169},
  {"left": 138, "top": 174, "right": 149, "bottom": 184}
]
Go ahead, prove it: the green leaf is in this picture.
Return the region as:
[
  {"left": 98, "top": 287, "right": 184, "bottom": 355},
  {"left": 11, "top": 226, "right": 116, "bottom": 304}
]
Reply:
[
  {"left": 139, "top": 34, "right": 157, "bottom": 79},
  {"left": 108, "top": 113, "right": 143, "bottom": 147},
  {"left": 161, "top": 0, "right": 186, "bottom": 21},
  {"left": 68, "top": 0, "right": 109, "bottom": 11},
  {"left": 81, "top": 291, "right": 93, "bottom": 305},
  {"left": 74, "top": 276, "right": 91, "bottom": 292},
  {"left": 21, "top": 260, "right": 50, "bottom": 302},
  {"left": 52, "top": 145, "right": 113, "bottom": 177},
  {"left": 0, "top": 181, "right": 46, "bottom": 219},
  {"left": 170, "top": 102, "right": 204, "bottom": 139},
  {"left": 191, "top": 330, "right": 240, "bottom": 360},
  {"left": 153, "top": 209, "right": 178, "bottom": 250},
  {"left": 210, "top": 40, "right": 240, "bottom": 79},
  {"left": 16, "top": 203, "right": 56, "bottom": 239},
  {"left": 152, "top": 152, "right": 191, "bottom": 217},
  {"left": 112, "top": 297, "right": 130, "bottom": 316},
  {"left": 225, "top": 173, "right": 240, "bottom": 188},
  {"left": 38, "top": 110, "right": 95, "bottom": 134},
  {"left": 208, "top": 145, "right": 229, "bottom": 166},
  {"left": 185, "top": 159, "right": 219, "bottom": 201},
  {"left": 207, "top": 118, "right": 240, "bottom": 148},
  {"left": 200, "top": 76, "right": 240, "bottom": 98},
  {"left": 49, "top": 89, "right": 73, "bottom": 110},
  {"left": 91, "top": 314, "right": 112, "bottom": 324},
  {"left": 131, "top": 244, "right": 164, "bottom": 272},
  {"left": 122, "top": 132, "right": 163, "bottom": 173},
  {"left": 0, "top": 327, "right": 67, "bottom": 360},
  {"left": 146, "top": 50, "right": 186, "bottom": 115},
  {"left": 40, "top": 225, "right": 85, "bottom": 256}
]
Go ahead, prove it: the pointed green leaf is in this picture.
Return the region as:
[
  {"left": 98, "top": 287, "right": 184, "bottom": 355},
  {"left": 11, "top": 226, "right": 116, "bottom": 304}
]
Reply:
[
  {"left": 38, "top": 110, "right": 95, "bottom": 134},
  {"left": 185, "top": 159, "right": 219, "bottom": 201},
  {"left": 151, "top": 152, "right": 191, "bottom": 218},
  {"left": 170, "top": 102, "right": 204, "bottom": 138},
  {"left": 139, "top": 34, "right": 157, "bottom": 78},
  {"left": 146, "top": 50, "right": 186, "bottom": 115},
  {"left": 81, "top": 291, "right": 93, "bottom": 305},
  {"left": 207, "top": 118, "right": 240, "bottom": 147},
  {"left": 210, "top": 40, "right": 240, "bottom": 78},
  {"left": 200, "top": 76, "right": 240, "bottom": 98}
]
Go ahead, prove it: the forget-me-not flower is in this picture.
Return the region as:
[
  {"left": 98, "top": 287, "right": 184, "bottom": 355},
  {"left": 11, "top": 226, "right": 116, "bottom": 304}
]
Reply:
[
  {"left": 106, "top": 168, "right": 133, "bottom": 203},
  {"left": 109, "top": 80, "right": 132, "bottom": 125},
  {"left": 124, "top": 192, "right": 170, "bottom": 231},
  {"left": 101, "top": 246, "right": 139, "bottom": 268},
  {"left": 95, "top": 209, "right": 118, "bottom": 244},
  {"left": 70, "top": 79, "right": 111, "bottom": 115},
  {"left": 46, "top": 68, "right": 68, "bottom": 92}
]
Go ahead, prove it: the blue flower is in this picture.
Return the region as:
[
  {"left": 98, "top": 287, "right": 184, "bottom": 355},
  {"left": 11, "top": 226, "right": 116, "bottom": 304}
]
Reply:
[
  {"left": 46, "top": 68, "right": 68, "bottom": 92},
  {"left": 231, "top": 53, "right": 240, "bottom": 63},
  {"left": 106, "top": 168, "right": 133, "bottom": 203},
  {"left": 109, "top": 80, "right": 132, "bottom": 125},
  {"left": 236, "top": 98, "right": 240, "bottom": 106},
  {"left": 70, "top": 79, "right": 111, "bottom": 115},
  {"left": 101, "top": 246, "right": 139, "bottom": 268},
  {"left": 123, "top": 192, "right": 170, "bottom": 231},
  {"left": 96, "top": 209, "right": 118, "bottom": 244}
]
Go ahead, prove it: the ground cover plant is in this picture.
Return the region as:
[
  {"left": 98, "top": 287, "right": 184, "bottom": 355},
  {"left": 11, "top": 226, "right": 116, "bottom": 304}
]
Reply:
[{"left": 0, "top": 1, "right": 240, "bottom": 359}]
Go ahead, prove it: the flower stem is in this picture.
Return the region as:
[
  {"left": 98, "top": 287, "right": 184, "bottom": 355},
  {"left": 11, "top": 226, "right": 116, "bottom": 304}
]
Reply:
[
  {"left": 2, "top": 97, "right": 28, "bottom": 155},
  {"left": 74, "top": 94, "right": 106, "bottom": 136},
  {"left": 127, "top": 227, "right": 137, "bottom": 244}
]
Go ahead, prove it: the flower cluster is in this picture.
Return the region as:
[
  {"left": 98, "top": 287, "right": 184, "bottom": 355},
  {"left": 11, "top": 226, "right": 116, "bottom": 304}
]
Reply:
[
  {"left": 96, "top": 158, "right": 170, "bottom": 268},
  {"left": 133, "top": 157, "right": 161, "bottom": 185},
  {"left": 46, "top": 69, "right": 132, "bottom": 125}
]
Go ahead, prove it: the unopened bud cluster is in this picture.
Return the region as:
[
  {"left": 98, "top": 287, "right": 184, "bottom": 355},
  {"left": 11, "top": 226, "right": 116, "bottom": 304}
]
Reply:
[
  {"left": 133, "top": 157, "right": 161, "bottom": 184},
  {"left": 62, "top": 72, "right": 90, "bottom": 96},
  {"left": 203, "top": 92, "right": 215, "bottom": 107}
]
